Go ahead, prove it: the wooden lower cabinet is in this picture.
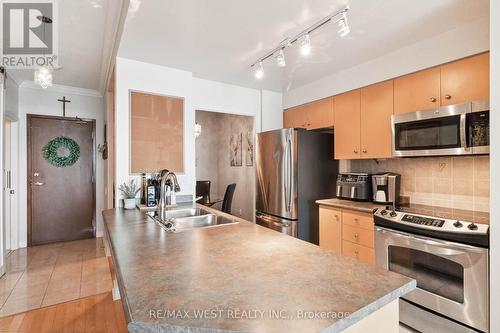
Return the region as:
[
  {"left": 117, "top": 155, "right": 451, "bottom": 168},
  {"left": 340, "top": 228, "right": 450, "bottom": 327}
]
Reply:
[
  {"left": 319, "top": 206, "right": 375, "bottom": 264},
  {"left": 342, "top": 240, "right": 375, "bottom": 265},
  {"left": 319, "top": 206, "right": 342, "bottom": 254}
]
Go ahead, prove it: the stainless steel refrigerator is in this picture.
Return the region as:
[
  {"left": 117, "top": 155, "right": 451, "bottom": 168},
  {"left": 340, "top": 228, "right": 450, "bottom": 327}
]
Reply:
[{"left": 255, "top": 128, "right": 338, "bottom": 244}]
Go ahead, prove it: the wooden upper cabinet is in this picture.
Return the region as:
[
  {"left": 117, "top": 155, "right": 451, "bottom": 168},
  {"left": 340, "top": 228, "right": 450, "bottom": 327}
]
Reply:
[
  {"left": 308, "top": 97, "right": 334, "bottom": 129},
  {"left": 394, "top": 67, "right": 441, "bottom": 114},
  {"left": 334, "top": 90, "right": 361, "bottom": 159},
  {"left": 283, "top": 97, "right": 334, "bottom": 130},
  {"left": 441, "top": 52, "right": 489, "bottom": 106},
  {"left": 360, "top": 81, "right": 394, "bottom": 159}
]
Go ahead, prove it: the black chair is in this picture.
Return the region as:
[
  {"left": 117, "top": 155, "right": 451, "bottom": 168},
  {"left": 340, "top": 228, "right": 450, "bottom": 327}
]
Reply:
[
  {"left": 221, "top": 183, "right": 236, "bottom": 214},
  {"left": 196, "top": 180, "right": 211, "bottom": 205}
]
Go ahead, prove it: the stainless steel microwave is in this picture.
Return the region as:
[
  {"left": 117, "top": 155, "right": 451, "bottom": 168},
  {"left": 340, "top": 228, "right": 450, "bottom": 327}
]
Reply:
[{"left": 392, "top": 100, "right": 489, "bottom": 157}]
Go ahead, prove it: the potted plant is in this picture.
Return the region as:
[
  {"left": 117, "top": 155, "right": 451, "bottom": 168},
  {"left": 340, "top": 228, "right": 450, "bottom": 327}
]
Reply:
[{"left": 119, "top": 180, "right": 141, "bottom": 209}]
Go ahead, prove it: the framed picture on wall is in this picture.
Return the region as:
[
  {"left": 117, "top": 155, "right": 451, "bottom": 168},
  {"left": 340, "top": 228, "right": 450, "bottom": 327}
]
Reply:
[
  {"left": 246, "top": 132, "right": 253, "bottom": 166},
  {"left": 230, "top": 133, "right": 242, "bottom": 167}
]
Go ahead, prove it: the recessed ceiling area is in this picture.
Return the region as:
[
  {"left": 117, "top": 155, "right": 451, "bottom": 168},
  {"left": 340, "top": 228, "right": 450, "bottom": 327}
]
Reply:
[
  {"left": 7, "top": 0, "right": 123, "bottom": 94},
  {"left": 118, "top": 0, "right": 489, "bottom": 92}
]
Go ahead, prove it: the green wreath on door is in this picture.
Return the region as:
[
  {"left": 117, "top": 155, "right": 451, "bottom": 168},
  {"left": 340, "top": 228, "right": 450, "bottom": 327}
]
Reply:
[{"left": 42, "top": 136, "right": 80, "bottom": 168}]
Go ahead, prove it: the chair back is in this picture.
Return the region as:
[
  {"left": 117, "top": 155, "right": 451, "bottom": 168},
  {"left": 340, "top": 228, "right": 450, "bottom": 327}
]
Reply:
[
  {"left": 196, "top": 180, "right": 211, "bottom": 205},
  {"left": 221, "top": 183, "right": 236, "bottom": 214}
]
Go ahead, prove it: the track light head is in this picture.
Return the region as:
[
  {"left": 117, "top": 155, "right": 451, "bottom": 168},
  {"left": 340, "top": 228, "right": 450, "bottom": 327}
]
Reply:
[
  {"left": 255, "top": 61, "right": 264, "bottom": 79},
  {"left": 276, "top": 49, "right": 286, "bottom": 67},
  {"left": 337, "top": 13, "right": 350, "bottom": 37},
  {"left": 300, "top": 33, "right": 311, "bottom": 56}
]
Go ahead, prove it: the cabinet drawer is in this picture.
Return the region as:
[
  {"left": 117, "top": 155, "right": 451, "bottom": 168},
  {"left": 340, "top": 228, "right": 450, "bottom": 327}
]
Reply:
[
  {"left": 343, "top": 241, "right": 374, "bottom": 264},
  {"left": 319, "top": 207, "right": 342, "bottom": 254},
  {"left": 342, "top": 210, "right": 373, "bottom": 230},
  {"left": 342, "top": 224, "right": 374, "bottom": 248}
]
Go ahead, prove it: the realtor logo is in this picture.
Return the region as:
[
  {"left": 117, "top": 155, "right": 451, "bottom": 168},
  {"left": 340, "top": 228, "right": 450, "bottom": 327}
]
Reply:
[{"left": 1, "top": 1, "right": 58, "bottom": 68}]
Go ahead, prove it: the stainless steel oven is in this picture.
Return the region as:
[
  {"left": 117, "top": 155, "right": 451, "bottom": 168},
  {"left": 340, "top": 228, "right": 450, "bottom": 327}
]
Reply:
[
  {"left": 374, "top": 208, "right": 489, "bottom": 333},
  {"left": 392, "top": 100, "right": 489, "bottom": 157}
]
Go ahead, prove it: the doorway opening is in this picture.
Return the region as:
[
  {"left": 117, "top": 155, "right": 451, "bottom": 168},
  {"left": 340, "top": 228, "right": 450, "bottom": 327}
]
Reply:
[
  {"left": 27, "top": 115, "right": 96, "bottom": 246},
  {"left": 195, "top": 111, "right": 255, "bottom": 221}
]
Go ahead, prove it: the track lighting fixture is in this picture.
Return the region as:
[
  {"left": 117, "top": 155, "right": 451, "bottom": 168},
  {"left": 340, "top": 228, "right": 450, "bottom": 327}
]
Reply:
[
  {"left": 300, "top": 34, "right": 311, "bottom": 56},
  {"left": 276, "top": 49, "right": 286, "bottom": 67},
  {"left": 250, "top": 6, "right": 349, "bottom": 80},
  {"left": 254, "top": 61, "right": 264, "bottom": 79},
  {"left": 337, "top": 12, "right": 350, "bottom": 37}
]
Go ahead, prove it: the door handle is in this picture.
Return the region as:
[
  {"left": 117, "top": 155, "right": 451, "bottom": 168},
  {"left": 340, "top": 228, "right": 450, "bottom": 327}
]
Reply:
[{"left": 31, "top": 181, "right": 45, "bottom": 186}]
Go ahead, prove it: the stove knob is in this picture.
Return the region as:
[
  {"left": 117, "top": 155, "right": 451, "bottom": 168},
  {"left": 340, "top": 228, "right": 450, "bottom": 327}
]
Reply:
[
  {"left": 380, "top": 210, "right": 388, "bottom": 216},
  {"left": 453, "top": 221, "right": 463, "bottom": 228},
  {"left": 468, "top": 223, "right": 478, "bottom": 231},
  {"left": 390, "top": 211, "right": 398, "bottom": 217}
]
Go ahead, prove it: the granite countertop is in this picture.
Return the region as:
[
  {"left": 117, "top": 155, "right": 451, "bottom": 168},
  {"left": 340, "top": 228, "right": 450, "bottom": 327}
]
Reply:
[
  {"left": 103, "top": 204, "right": 415, "bottom": 333},
  {"left": 315, "top": 198, "right": 385, "bottom": 213}
]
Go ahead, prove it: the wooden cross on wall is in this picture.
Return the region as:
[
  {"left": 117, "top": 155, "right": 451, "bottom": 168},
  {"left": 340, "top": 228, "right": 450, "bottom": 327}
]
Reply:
[{"left": 57, "top": 96, "right": 71, "bottom": 117}]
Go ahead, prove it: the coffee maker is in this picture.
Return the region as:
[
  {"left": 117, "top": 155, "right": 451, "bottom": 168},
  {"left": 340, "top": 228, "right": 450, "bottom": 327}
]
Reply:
[{"left": 372, "top": 173, "right": 401, "bottom": 205}]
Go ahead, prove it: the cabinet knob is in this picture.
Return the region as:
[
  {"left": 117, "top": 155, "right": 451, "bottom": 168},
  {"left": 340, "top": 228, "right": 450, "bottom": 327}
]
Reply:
[
  {"left": 354, "top": 233, "right": 359, "bottom": 239},
  {"left": 430, "top": 97, "right": 437, "bottom": 103},
  {"left": 445, "top": 94, "right": 452, "bottom": 100},
  {"left": 354, "top": 250, "right": 359, "bottom": 256},
  {"left": 353, "top": 149, "right": 359, "bottom": 154},
  {"left": 362, "top": 149, "right": 367, "bottom": 153},
  {"left": 334, "top": 215, "right": 339, "bottom": 220}
]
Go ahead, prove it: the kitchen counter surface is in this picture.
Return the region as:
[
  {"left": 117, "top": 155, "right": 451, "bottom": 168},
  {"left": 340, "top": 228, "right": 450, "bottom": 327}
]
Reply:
[
  {"left": 103, "top": 204, "right": 415, "bottom": 333},
  {"left": 316, "top": 198, "right": 385, "bottom": 213}
]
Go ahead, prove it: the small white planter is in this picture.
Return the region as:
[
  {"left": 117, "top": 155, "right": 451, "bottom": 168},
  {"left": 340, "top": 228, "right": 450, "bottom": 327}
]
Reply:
[{"left": 124, "top": 198, "right": 136, "bottom": 210}]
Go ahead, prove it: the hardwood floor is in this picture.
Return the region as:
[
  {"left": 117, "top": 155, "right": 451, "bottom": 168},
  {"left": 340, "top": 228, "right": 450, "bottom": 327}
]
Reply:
[{"left": 0, "top": 292, "right": 128, "bottom": 332}]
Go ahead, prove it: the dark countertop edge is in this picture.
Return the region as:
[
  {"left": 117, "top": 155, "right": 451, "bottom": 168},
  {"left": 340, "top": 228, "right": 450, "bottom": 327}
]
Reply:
[
  {"left": 125, "top": 280, "right": 417, "bottom": 333},
  {"left": 319, "top": 279, "right": 417, "bottom": 333},
  {"left": 103, "top": 213, "right": 134, "bottom": 324},
  {"left": 315, "top": 199, "right": 383, "bottom": 213}
]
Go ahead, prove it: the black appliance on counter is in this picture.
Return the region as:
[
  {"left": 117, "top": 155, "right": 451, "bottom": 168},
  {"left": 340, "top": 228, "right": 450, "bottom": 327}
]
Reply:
[{"left": 335, "top": 173, "right": 372, "bottom": 201}]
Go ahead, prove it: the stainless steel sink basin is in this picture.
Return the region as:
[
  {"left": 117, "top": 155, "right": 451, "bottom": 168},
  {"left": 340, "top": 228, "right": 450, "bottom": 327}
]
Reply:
[{"left": 147, "top": 207, "right": 238, "bottom": 232}]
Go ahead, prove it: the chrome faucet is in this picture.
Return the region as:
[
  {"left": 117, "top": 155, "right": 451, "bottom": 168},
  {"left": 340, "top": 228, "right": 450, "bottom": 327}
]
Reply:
[{"left": 159, "top": 170, "right": 181, "bottom": 220}]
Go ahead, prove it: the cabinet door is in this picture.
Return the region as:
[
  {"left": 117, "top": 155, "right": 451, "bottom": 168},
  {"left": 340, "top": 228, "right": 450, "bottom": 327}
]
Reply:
[
  {"left": 441, "top": 52, "right": 489, "bottom": 106},
  {"left": 342, "top": 241, "right": 374, "bottom": 264},
  {"left": 394, "top": 67, "right": 440, "bottom": 114},
  {"left": 283, "top": 108, "right": 297, "bottom": 128},
  {"left": 334, "top": 90, "right": 361, "bottom": 159},
  {"left": 319, "top": 207, "right": 342, "bottom": 254},
  {"left": 284, "top": 105, "right": 310, "bottom": 128},
  {"left": 360, "top": 81, "right": 394, "bottom": 159},
  {"left": 308, "top": 97, "right": 334, "bottom": 129}
]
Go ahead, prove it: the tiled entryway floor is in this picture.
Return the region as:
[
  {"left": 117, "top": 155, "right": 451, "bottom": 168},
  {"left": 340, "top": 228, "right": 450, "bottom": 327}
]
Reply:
[{"left": 0, "top": 238, "right": 113, "bottom": 317}]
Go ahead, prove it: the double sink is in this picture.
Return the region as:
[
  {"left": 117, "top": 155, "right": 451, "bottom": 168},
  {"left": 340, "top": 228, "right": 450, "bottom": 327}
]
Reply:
[{"left": 147, "top": 206, "right": 238, "bottom": 233}]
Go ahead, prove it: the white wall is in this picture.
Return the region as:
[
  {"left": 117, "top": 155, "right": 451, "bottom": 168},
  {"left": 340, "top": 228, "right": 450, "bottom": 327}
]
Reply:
[
  {"left": 5, "top": 75, "right": 19, "bottom": 120},
  {"left": 489, "top": 0, "right": 499, "bottom": 330},
  {"left": 17, "top": 85, "right": 105, "bottom": 247},
  {"left": 283, "top": 17, "right": 489, "bottom": 108},
  {"left": 114, "top": 57, "right": 282, "bottom": 206}
]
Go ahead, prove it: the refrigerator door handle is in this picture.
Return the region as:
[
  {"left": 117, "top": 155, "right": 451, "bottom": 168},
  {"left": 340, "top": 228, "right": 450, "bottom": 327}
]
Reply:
[{"left": 285, "top": 135, "right": 292, "bottom": 212}]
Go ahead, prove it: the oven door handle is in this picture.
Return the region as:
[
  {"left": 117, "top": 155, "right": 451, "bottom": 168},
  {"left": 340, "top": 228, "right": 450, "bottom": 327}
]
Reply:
[{"left": 376, "top": 227, "right": 485, "bottom": 254}]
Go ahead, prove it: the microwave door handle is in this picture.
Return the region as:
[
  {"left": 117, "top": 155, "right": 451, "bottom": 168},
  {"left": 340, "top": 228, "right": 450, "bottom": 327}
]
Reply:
[
  {"left": 460, "top": 114, "right": 468, "bottom": 149},
  {"left": 376, "top": 227, "right": 484, "bottom": 255}
]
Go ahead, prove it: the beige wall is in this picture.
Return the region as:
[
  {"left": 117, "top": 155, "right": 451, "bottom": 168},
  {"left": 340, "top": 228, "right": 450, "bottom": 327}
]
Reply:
[
  {"left": 195, "top": 111, "right": 255, "bottom": 220},
  {"left": 350, "top": 156, "right": 489, "bottom": 212}
]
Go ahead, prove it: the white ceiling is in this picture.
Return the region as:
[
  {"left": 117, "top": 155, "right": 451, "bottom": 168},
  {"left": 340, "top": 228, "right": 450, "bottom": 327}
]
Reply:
[
  {"left": 8, "top": 0, "right": 123, "bottom": 94},
  {"left": 118, "top": 0, "right": 489, "bottom": 93}
]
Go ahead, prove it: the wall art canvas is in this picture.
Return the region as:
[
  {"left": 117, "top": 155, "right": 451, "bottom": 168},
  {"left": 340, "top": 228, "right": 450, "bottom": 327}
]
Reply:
[
  {"left": 230, "top": 133, "right": 242, "bottom": 167},
  {"left": 246, "top": 132, "right": 254, "bottom": 166}
]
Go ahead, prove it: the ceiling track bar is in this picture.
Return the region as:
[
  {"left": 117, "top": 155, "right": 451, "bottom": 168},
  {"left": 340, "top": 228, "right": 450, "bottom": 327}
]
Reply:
[{"left": 250, "top": 7, "right": 349, "bottom": 67}]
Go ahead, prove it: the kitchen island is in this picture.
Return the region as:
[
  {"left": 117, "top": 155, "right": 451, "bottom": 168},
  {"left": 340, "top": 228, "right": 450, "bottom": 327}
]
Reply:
[{"left": 102, "top": 203, "right": 415, "bottom": 333}]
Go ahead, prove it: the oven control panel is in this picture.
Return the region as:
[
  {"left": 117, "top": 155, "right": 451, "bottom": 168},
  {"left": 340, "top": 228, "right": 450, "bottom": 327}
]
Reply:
[
  {"left": 374, "top": 208, "right": 489, "bottom": 235},
  {"left": 401, "top": 214, "right": 445, "bottom": 227}
]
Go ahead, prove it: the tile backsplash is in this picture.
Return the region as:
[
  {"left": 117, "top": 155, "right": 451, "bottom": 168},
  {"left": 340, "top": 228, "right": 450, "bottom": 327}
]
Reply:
[{"left": 348, "top": 156, "right": 489, "bottom": 212}]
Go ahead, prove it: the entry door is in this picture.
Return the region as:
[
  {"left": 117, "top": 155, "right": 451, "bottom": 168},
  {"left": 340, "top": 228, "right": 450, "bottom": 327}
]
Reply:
[{"left": 28, "top": 115, "right": 95, "bottom": 245}]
